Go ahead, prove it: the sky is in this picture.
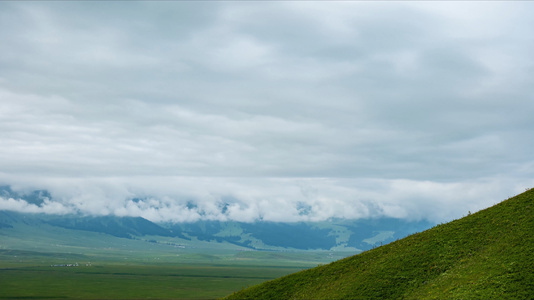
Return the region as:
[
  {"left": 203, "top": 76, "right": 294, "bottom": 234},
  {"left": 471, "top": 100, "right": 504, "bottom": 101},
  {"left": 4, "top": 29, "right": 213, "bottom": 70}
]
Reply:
[{"left": 1, "top": 1, "right": 533, "bottom": 223}]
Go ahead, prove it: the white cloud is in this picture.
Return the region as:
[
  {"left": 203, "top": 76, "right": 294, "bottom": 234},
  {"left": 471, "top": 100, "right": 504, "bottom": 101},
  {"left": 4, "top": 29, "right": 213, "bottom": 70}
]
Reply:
[
  {"left": 2, "top": 176, "right": 532, "bottom": 224},
  {"left": 0, "top": 1, "right": 533, "bottom": 223},
  {"left": 0, "top": 196, "right": 73, "bottom": 215}
]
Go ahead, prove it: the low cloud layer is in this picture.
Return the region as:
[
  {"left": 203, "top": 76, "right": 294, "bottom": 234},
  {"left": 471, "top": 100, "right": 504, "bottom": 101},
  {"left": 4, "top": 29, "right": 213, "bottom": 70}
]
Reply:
[
  {"left": 1, "top": 2, "right": 533, "bottom": 223},
  {"left": 1, "top": 176, "right": 531, "bottom": 223}
]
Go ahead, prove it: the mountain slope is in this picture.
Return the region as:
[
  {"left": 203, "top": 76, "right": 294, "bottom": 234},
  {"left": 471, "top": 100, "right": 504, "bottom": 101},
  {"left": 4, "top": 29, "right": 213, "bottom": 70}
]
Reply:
[
  {"left": 45, "top": 215, "right": 178, "bottom": 239},
  {"left": 167, "top": 219, "right": 432, "bottom": 251},
  {"left": 0, "top": 211, "right": 180, "bottom": 239},
  {"left": 224, "top": 188, "right": 534, "bottom": 299},
  {"left": 0, "top": 210, "right": 432, "bottom": 252}
]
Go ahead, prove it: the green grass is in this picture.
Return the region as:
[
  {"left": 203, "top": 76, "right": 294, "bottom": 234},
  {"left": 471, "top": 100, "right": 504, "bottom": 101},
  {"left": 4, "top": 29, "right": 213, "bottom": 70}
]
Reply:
[
  {"left": 0, "top": 220, "right": 352, "bottom": 299},
  {"left": 0, "top": 243, "right": 347, "bottom": 299},
  {"left": 224, "top": 188, "right": 534, "bottom": 299},
  {"left": 0, "top": 262, "right": 308, "bottom": 299}
]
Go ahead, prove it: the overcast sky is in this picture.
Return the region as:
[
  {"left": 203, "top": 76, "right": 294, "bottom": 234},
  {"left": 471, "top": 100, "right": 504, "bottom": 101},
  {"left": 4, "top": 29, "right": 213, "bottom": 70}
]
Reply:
[{"left": 1, "top": 1, "right": 533, "bottom": 223}]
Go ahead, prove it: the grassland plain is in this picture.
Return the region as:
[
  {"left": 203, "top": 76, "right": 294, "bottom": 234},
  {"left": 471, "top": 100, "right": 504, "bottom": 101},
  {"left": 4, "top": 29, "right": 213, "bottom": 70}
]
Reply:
[
  {"left": 224, "top": 188, "right": 534, "bottom": 299},
  {"left": 0, "top": 247, "right": 348, "bottom": 299},
  {"left": 0, "top": 262, "right": 307, "bottom": 299},
  {"left": 0, "top": 210, "right": 356, "bottom": 299}
]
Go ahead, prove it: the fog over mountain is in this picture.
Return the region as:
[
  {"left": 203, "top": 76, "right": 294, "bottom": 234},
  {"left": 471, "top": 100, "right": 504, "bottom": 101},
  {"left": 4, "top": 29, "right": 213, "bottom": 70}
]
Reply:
[
  {"left": 1, "top": 2, "right": 533, "bottom": 224},
  {"left": 0, "top": 178, "right": 528, "bottom": 224}
]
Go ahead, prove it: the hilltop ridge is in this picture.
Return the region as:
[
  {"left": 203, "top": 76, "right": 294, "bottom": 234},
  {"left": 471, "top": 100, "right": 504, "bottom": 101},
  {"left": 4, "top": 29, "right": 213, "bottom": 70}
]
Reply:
[{"left": 224, "top": 188, "right": 534, "bottom": 299}]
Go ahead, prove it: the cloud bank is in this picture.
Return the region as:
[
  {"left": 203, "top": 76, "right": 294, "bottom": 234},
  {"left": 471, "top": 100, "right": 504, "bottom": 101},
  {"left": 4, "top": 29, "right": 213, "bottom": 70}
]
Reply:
[
  {"left": 1, "top": 2, "right": 533, "bottom": 223},
  {"left": 1, "top": 176, "right": 530, "bottom": 224}
]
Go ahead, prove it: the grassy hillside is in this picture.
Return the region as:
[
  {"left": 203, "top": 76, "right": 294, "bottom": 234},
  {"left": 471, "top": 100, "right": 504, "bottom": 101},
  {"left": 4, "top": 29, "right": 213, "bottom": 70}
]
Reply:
[{"left": 224, "top": 188, "right": 534, "bottom": 299}]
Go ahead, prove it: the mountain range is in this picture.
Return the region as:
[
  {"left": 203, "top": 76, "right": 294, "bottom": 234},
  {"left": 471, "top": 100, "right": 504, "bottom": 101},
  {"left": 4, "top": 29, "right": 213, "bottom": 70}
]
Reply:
[{"left": 0, "top": 185, "right": 434, "bottom": 252}]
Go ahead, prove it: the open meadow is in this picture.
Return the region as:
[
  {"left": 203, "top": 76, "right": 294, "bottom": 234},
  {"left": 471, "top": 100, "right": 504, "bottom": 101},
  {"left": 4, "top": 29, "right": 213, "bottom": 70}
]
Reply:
[
  {"left": 0, "top": 211, "right": 356, "bottom": 299},
  {"left": 0, "top": 246, "right": 351, "bottom": 299},
  {"left": 1, "top": 261, "right": 302, "bottom": 299}
]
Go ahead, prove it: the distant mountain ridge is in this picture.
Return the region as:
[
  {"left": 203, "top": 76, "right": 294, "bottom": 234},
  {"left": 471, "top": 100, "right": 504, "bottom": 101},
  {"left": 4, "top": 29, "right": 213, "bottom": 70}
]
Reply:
[
  {"left": 0, "top": 185, "right": 51, "bottom": 206},
  {"left": 0, "top": 186, "right": 434, "bottom": 251}
]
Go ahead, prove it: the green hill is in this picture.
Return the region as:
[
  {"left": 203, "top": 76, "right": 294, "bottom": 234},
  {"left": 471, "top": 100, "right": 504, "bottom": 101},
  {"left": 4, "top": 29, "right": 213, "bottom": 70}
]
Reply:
[{"left": 224, "top": 189, "right": 534, "bottom": 299}]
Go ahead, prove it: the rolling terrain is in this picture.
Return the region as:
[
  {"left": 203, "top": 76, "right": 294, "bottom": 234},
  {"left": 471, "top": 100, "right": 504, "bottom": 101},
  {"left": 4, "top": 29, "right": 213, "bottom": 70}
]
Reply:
[
  {"left": 225, "top": 188, "right": 534, "bottom": 299},
  {"left": 0, "top": 210, "right": 336, "bottom": 300},
  {"left": 0, "top": 185, "right": 435, "bottom": 299}
]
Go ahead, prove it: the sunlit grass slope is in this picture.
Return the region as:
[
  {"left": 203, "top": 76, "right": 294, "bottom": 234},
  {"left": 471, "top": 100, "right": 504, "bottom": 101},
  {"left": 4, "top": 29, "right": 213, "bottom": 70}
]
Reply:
[{"left": 224, "top": 189, "right": 534, "bottom": 299}]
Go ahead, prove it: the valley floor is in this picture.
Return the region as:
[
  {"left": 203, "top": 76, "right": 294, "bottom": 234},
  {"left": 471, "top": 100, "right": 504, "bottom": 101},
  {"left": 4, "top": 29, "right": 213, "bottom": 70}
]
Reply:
[
  {"left": 0, "top": 248, "right": 351, "bottom": 300},
  {"left": 0, "top": 262, "right": 301, "bottom": 299}
]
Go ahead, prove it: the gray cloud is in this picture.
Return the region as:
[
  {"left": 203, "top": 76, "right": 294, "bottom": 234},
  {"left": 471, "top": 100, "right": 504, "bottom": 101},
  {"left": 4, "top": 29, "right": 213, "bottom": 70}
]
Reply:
[
  {"left": 1, "top": 1, "right": 533, "bottom": 223},
  {"left": 1, "top": 175, "right": 530, "bottom": 223}
]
